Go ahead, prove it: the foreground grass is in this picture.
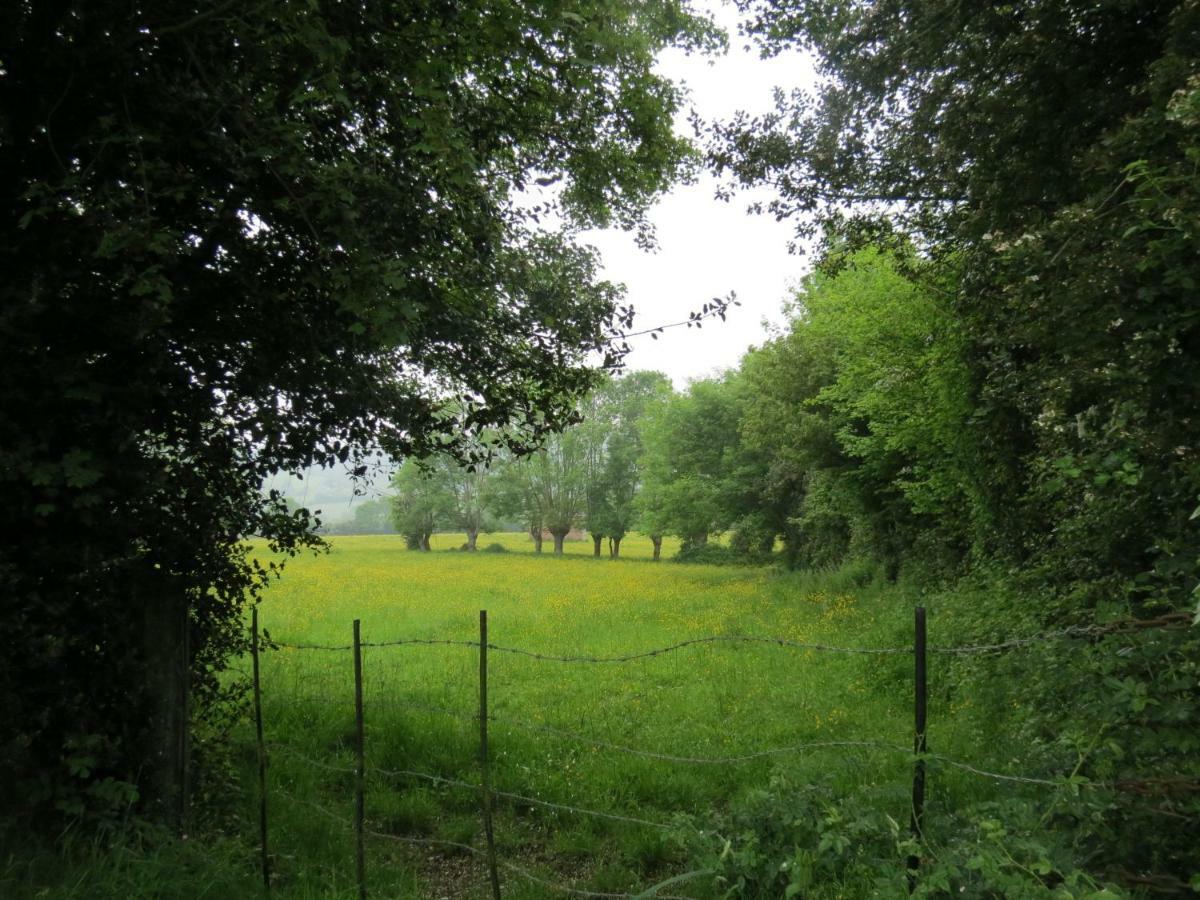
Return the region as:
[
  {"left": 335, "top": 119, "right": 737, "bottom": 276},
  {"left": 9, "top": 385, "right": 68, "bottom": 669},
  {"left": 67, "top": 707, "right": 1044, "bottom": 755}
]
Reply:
[
  {"left": 6, "top": 536, "right": 1037, "bottom": 898},
  {"left": 238, "top": 535, "right": 1017, "bottom": 899}
]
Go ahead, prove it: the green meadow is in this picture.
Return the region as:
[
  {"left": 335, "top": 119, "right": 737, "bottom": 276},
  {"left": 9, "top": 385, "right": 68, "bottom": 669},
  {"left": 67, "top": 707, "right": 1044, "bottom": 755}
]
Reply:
[
  {"left": 5, "top": 536, "right": 1056, "bottom": 899},
  {"left": 233, "top": 535, "right": 1019, "bottom": 899}
]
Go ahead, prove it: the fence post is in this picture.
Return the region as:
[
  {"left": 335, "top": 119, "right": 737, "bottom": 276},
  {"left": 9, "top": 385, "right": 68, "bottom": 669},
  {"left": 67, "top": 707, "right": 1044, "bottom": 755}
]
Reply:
[
  {"left": 251, "top": 606, "right": 270, "bottom": 890},
  {"left": 479, "top": 610, "right": 503, "bottom": 900},
  {"left": 907, "top": 606, "right": 927, "bottom": 890},
  {"left": 353, "top": 619, "right": 367, "bottom": 900}
]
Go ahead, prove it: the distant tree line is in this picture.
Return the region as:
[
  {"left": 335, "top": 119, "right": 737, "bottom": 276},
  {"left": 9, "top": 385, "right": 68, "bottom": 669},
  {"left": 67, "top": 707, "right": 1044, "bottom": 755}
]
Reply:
[{"left": 388, "top": 370, "right": 675, "bottom": 558}]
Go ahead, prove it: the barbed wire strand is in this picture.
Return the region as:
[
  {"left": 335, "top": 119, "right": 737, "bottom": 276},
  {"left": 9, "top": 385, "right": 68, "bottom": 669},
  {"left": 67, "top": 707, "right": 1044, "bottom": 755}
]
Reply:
[
  {"left": 277, "top": 788, "right": 697, "bottom": 899},
  {"left": 369, "top": 828, "right": 699, "bottom": 900},
  {"left": 376, "top": 699, "right": 1117, "bottom": 787},
  {"left": 273, "top": 635, "right": 910, "bottom": 656},
  {"left": 930, "top": 625, "right": 1101, "bottom": 654},
  {"left": 270, "top": 619, "right": 1179, "bottom": 658},
  {"left": 269, "top": 743, "right": 675, "bottom": 830},
  {"left": 371, "top": 763, "right": 674, "bottom": 831},
  {"left": 383, "top": 698, "right": 902, "bottom": 764}
]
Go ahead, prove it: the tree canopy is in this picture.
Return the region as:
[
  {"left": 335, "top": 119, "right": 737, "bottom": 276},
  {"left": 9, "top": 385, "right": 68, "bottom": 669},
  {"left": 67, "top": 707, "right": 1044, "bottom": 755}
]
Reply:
[
  {"left": 0, "top": 0, "right": 718, "bottom": 823},
  {"left": 706, "top": 0, "right": 1200, "bottom": 882}
]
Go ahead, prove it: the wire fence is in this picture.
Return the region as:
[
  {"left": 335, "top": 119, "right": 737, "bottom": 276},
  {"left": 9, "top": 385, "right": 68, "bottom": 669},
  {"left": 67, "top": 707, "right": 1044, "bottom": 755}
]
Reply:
[
  {"left": 268, "top": 609, "right": 1191, "bottom": 657},
  {"left": 250, "top": 607, "right": 1191, "bottom": 898}
]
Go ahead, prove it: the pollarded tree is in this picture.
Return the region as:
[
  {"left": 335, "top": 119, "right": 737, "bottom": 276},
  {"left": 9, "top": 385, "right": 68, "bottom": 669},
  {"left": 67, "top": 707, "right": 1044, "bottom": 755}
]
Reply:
[
  {"left": 390, "top": 460, "right": 454, "bottom": 551},
  {"left": 490, "top": 450, "right": 547, "bottom": 553},
  {"left": 584, "top": 371, "right": 674, "bottom": 557},
  {"left": 0, "top": 0, "right": 719, "bottom": 825},
  {"left": 443, "top": 461, "right": 496, "bottom": 551},
  {"left": 530, "top": 431, "right": 589, "bottom": 555}
]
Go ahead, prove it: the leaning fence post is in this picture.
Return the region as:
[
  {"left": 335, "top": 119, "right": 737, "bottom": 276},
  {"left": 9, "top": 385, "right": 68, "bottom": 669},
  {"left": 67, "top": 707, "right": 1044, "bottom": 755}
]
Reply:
[
  {"left": 353, "top": 619, "right": 367, "bottom": 900},
  {"left": 907, "top": 606, "right": 928, "bottom": 890},
  {"left": 479, "top": 610, "right": 503, "bottom": 900},
  {"left": 251, "top": 606, "right": 270, "bottom": 890}
]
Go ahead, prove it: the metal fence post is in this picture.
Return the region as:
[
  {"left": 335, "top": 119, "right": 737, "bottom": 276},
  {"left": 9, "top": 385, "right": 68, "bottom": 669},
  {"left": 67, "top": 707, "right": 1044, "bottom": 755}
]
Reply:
[
  {"left": 251, "top": 607, "right": 270, "bottom": 890},
  {"left": 908, "top": 606, "right": 927, "bottom": 890},
  {"left": 479, "top": 611, "right": 503, "bottom": 900},
  {"left": 354, "top": 619, "right": 367, "bottom": 900}
]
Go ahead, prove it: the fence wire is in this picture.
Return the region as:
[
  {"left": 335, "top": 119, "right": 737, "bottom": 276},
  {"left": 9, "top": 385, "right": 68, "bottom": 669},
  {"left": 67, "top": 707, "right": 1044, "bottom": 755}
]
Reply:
[
  {"left": 258, "top": 680, "right": 1127, "bottom": 790},
  {"left": 269, "top": 700, "right": 1103, "bottom": 790},
  {"left": 271, "top": 617, "right": 1188, "bottom": 658},
  {"left": 275, "top": 787, "right": 699, "bottom": 899},
  {"left": 372, "top": 764, "right": 676, "bottom": 831},
  {"left": 273, "top": 635, "right": 908, "bottom": 656},
  {"left": 268, "top": 743, "right": 676, "bottom": 831}
]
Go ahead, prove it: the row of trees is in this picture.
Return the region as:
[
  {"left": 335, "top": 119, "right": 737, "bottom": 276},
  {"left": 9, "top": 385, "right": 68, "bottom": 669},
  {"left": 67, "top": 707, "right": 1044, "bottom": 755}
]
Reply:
[
  {"left": 390, "top": 370, "right": 674, "bottom": 558},
  {"left": 693, "top": 0, "right": 1200, "bottom": 885}
]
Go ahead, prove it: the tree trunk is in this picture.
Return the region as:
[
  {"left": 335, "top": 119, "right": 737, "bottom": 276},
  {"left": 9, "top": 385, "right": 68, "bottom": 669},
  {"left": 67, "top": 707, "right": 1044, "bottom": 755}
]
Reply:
[
  {"left": 421, "top": 533, "right": 432, "bottom": 551},
  {"left": 592, "top": 533, "right": 602, "bottom": 557},
  {"left": 530, "top": 526, "right": 543, "bottom": 553},
  {"left": 550, "top": 528, "right": 568, "bottom": 555},
  {"left": 651, "top": 535, "right": 662, "bottom": 561},
  {"left": 466, "top": 528, "right": 478, "bottom": 551},
  {"left": 610, "top": 536, "right": 622, "bottom": 558},
  {"left": 136, "top": 569, "right": 190, "bottom": 833}
]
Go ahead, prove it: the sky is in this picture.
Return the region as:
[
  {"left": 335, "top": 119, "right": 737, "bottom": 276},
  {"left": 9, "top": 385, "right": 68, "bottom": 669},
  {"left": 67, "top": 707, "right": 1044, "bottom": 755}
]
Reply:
[{"left": 580, "top": 3, "right": 820, "bottom": 388}]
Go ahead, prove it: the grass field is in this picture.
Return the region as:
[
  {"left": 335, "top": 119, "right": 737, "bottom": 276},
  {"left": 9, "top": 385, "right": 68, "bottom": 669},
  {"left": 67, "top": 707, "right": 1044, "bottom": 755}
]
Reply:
[
  {"left": 3, "top": 534, "right": 1038, "bottom": 899},
  {"left": 231, "top": 534, "right": 1017, "bottom": 900}
]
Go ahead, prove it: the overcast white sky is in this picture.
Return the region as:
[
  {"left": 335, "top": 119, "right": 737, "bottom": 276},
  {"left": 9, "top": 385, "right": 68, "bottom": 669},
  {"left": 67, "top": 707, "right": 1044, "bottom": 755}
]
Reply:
[{"left": 580, "top": 2, "right": 820, "bottom": 388}]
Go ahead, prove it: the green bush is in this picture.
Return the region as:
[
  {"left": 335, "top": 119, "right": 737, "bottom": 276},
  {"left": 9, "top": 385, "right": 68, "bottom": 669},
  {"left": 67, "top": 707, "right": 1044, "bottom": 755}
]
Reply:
[{"left": 674, "top": 542, "right": 773, "bottom": 567}]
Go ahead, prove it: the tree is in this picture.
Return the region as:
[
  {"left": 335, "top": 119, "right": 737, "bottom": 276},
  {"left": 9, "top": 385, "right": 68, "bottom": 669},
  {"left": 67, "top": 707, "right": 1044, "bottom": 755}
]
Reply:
[
  {"left": 593, "top": 372, "right": 674, "bottom": 557},
  {"left": 531, "top": 432, "right": 589, "bottom": 555},
  {"left": 489, "top": 450, "right": 547, "bottom": 552},
  {"left": 390, "top": 460, "right": 454, "bottom": 550},
  {"left": 636, "top": 376, "right": 744, "bottom": 551},
  {"left": 720, "top": 0, "right": 1200, "bottom": 579},
  {"left": 0, "top": 0, "right": 718, "bottom": 825},
  {"left": 330, "top": 497, "right": 397, "bottom": 535},
  {"left": 574, "top": 371, "right": 673, "bottom": 556},
  {"left": 719, "top": 0, "right": 1200, "bottom": 882},
  {"left": 734, "top": 247, "right": 979, "bottom": 574},
  {"left": 443, "top": 461, "right": 495, "bottom": 551}
]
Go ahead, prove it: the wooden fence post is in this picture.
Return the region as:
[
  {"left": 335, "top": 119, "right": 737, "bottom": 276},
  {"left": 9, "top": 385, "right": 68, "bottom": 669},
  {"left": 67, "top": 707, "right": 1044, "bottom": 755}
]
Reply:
[
  {"left": 479, "top": 611, "right": 502, "bottom": 900},
  {"left": 907, "top": 606, "right": 927, "bottom": 891},
  {"left": 354, "top": 619, "right": 367, "bottom": 900},
  {"left": 251, "top": 607, "right": 270, "bottom": 890}
]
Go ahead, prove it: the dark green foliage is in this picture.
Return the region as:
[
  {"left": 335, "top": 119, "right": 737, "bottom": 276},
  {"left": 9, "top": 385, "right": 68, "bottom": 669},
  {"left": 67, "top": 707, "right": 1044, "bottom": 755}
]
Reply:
[
  {"left": 673, "top": 542, "right": 769, "bottom": 567},
  {"left": 0, "top": 0, "right": 716, "bottom": 825},
  {"left": 695, "top": 0, "right": 1200, "bottom": 885}
]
